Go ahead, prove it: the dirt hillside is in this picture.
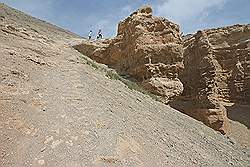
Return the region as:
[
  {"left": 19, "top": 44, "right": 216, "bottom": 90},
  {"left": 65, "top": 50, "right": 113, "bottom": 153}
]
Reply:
[{"left": 0, "top": 3, "right": 249, "bottom": 167}]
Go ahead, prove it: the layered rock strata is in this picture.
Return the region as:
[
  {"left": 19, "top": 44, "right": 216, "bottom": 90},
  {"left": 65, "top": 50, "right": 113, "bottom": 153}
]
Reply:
[
  {"left": 177, "top": 25, "right": 250, "bottom": 134},
  {"left": 74, "top": 6, "right": 184, "bottom": 103}
]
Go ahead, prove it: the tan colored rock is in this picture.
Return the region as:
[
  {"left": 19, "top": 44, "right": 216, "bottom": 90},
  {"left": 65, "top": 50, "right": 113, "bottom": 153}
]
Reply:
[
  {"left": 73, "top": 40, "right": 110, "bottom": 63},
  {"left": 74, "top": 6, "right": 184, "bottom": 102},
  {"left": 142, "top": 77, "right": 183, "bottom": 103},
  {"left": 1, "top": 3, "right": 250, "bottom": 166},
  {"left": 74, "top": 7, "right": 249, "bottom": 135},
  {"left": 178, "top": 24, "right": 250, "bottom": 134}
]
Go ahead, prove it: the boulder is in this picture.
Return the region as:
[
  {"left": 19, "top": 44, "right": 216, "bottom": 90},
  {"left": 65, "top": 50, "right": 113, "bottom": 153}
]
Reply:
[{"left": 142, "top": 77, "right": 183, "bottom": 103}]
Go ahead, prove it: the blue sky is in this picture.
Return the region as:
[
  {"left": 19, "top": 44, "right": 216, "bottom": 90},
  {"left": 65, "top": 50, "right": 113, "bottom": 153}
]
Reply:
[{"left": 1, "top": 0, "right": 249, "bottom": 37}]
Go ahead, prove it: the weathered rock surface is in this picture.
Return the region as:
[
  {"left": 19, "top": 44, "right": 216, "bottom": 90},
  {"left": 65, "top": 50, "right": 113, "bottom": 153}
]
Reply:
[
  {"left": 73, "top": 6, "right": 250, "bottom": 138},
  {"left": 74, "top": 6, "right": 184, "bottom": 103},
  {"left": 1, "top": 3, "right": 250, "bottom": 166},
  {"left": 174, "top": 25, "right": 250, "bottom": 134},
  {"left": 74, "top": 7, "right": 250, "bottom": 136}
]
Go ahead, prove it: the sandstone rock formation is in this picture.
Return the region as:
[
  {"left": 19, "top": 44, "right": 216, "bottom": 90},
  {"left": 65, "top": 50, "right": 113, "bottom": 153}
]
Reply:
[
  {"left": 74, "top": 6, "right": 250, "bottom": 136},
  {"left": 174, "top": 25, "right": 250, "bottom": 134},
  {"left": 2, "top": 4, "right": 250, "bottom": 166},
  {"left": 74, "top": 6, "right": 184, "bottom": 103}
]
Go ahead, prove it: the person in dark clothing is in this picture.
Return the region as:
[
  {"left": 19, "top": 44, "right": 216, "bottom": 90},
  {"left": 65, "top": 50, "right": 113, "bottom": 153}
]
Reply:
[
  {"left": 97, "top": 29, "right": 102, "bottom": 39},
  {"left": 88, "top": 30, "right": 92, "bottom": 40}
]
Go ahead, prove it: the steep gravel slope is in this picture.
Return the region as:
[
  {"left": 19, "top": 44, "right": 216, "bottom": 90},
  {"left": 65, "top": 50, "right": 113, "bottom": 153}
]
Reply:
[{"left": 0, "top": 3, "right": 249, "bottom": 167}]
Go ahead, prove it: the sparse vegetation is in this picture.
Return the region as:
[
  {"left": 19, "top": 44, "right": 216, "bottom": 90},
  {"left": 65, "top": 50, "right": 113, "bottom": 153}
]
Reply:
[
  {"left": 79, "top": 55, "right": 100, "bottom": 70},
  {"left": 2, "top": 3, "right": 249, "bottom": 166},
  {"left": 79, "top": 54, "right": 160, "bottom": 101}
]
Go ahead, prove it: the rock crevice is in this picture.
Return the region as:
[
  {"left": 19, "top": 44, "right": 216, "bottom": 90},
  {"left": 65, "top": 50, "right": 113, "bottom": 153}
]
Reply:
[{"left": 178, "top": 25, "right": 250, "bottom": 134}]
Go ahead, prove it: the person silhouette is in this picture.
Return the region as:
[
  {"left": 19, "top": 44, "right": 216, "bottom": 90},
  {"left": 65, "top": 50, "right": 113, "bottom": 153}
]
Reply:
[
  {"left": 97, "top": 29, "right": 102, "bottom": 39},
  {"left": 88, "top": 30, "right": 92, "bottom": 40}
]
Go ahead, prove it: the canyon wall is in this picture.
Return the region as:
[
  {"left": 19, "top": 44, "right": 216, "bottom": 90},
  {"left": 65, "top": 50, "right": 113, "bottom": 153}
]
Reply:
[{"left": 174, "top": 25, "right": 250, "bottom": 134}]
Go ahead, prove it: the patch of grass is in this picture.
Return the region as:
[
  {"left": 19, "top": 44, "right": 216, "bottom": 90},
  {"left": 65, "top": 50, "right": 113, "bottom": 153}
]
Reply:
[
  {"left": 86, "top": 60, "right": 99, "bottom": 70},
  {"left": 78, "top": 54, "right": 160, "bottom": 101},
  {"left": 105, "top": 70, "right": 160, "bottom": 101},
  {"left": 79, "top": 55, "right": 99, "bottom": 70},
  {"left": 105, "top": 70, "right": 120, "bottom": 80}
]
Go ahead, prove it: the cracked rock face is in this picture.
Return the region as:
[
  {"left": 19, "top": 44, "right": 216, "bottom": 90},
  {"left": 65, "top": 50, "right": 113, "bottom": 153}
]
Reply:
[
  {"left": 74, "top": 6, "right": 184, "bottom": 103},
  {"left": 179, "top": 25, "right": 250, "bottom": 134},
  {"left": 73, "top": 6, "right": 249, "bottom": 134}
]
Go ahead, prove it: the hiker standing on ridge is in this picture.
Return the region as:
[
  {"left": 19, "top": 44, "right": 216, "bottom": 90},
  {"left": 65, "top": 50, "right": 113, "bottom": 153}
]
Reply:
[
  {"left": 97, "top": 29, "right": 102, "bottom": 39},
  {"left": 88, "top": 30, "right": 92, "bottom": 40}
]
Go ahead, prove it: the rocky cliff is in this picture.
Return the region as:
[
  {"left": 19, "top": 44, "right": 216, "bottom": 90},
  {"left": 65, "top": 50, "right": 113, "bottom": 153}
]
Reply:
[
  {"left": 1, "top": 3, "right": 250, "bottom": 166},
  {"left": 174, "top": 25, "right": 250, "bottom": 134},
  {"left": 74, "top": 7, "right": 250, "bottom": 135},
  {"left": 74, "top": 6, "right": 184, "bottom": 103}
]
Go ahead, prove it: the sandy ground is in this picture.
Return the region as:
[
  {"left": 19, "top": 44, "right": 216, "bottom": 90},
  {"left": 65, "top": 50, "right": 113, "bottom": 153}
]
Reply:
[
  {"left": 227, "top": 104, "right": 250, "bottom": 147},
  {"left": 0, "top": 3, "right": 249, "bottom": 167}
]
